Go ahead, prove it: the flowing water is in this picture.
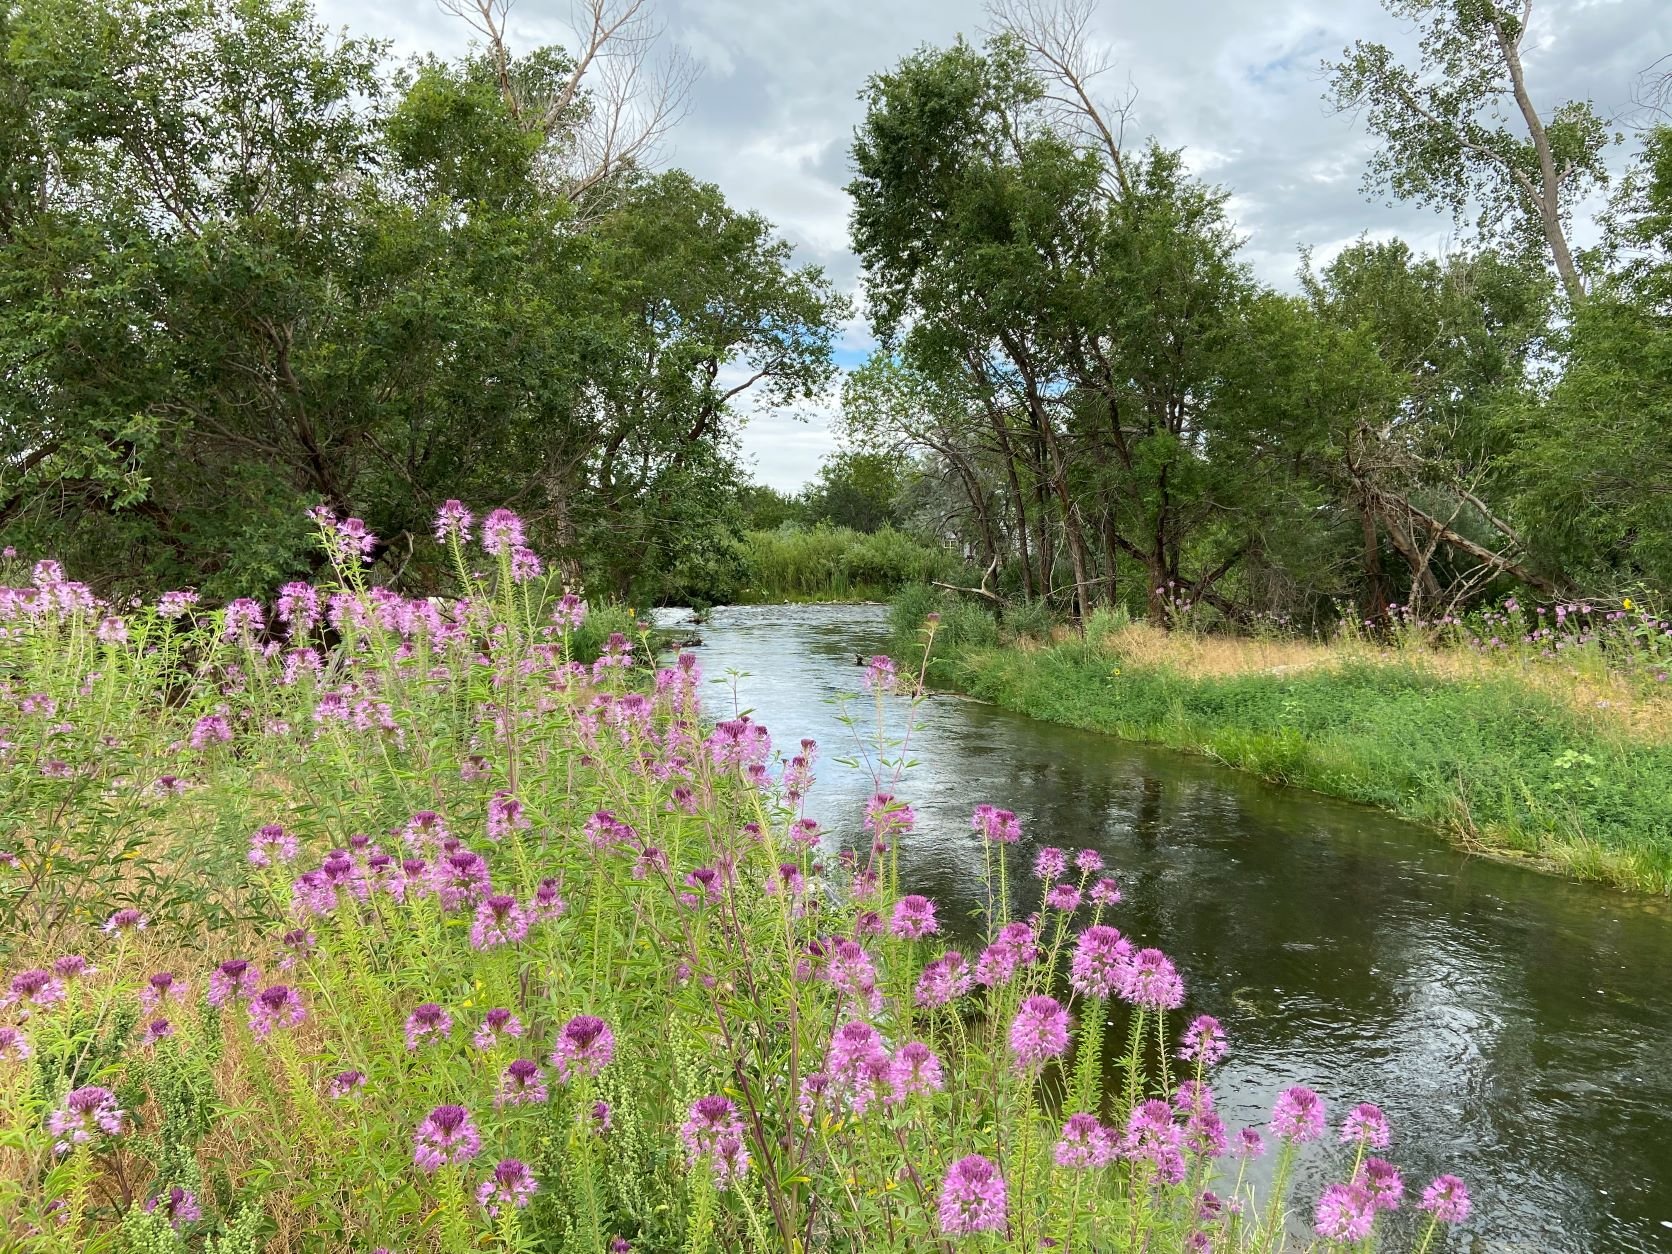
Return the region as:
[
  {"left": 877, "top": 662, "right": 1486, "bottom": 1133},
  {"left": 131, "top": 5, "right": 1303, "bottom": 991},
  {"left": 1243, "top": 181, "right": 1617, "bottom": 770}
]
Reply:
[{"left": 660, "top": 602, "right": 1672, "bottom": 1252}]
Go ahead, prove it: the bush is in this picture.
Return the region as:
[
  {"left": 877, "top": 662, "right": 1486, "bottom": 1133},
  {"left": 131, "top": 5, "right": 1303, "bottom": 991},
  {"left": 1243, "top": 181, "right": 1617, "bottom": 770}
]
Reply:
[{"left": 1003, "top": 599, "right": 1054, "bottom": 644}]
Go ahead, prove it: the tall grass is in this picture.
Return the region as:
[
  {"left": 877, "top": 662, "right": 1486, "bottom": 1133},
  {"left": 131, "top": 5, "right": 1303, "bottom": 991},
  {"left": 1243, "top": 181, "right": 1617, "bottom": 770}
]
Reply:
[
  {"left": 891, "top": 590, "right": 1672, "bottom": 894},
  {"left": 0, "top": 517, "right": 1475, "bottom": 1250},
  {"left": 738, "top": 526, "right": 967, "bottom": 602}
]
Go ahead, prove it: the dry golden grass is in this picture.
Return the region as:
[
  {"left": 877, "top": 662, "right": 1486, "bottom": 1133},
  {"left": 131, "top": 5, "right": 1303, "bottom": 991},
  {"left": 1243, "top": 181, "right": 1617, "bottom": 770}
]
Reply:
[{"left": 1042, "top": 622, "right": 1672, "bottom": 742}]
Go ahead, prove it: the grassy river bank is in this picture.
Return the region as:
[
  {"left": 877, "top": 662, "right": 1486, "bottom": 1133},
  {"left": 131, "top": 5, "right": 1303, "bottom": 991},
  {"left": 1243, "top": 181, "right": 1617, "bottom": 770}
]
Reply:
[{"left": 891, "top": 596, "right": 1672, "bottom": 894}]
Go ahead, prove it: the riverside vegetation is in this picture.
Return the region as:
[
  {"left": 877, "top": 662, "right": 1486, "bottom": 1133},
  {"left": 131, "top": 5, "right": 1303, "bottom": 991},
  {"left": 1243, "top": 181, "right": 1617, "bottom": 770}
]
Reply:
[
  {"left": 0, "top": 505, "right": 1475, "bottom": 1250},
  {"left": 890, "top": 587, "right": 1672, "bottom": 894},
  {"left": 733, "top": 528, "right": 964, "bottom": 604}
]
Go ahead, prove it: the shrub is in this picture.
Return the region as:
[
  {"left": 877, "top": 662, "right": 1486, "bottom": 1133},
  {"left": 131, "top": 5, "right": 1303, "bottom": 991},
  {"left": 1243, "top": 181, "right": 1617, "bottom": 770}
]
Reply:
[{"left": 1003, "top": 599, "right": 1054, "bottom": 644}]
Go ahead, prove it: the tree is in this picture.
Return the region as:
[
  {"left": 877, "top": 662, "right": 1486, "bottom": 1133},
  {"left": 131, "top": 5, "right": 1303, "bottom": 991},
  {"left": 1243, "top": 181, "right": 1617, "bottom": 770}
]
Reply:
[
  {"left": 0, "top": 0, "right": 843, "bottom": 600},
  {"left": 1327, "top": 0, "right": 1615, "bottom": 304},
  {"left": 736, "top": 483, "right": 803, "bottom": 532},
  {"left": 801, "top": 450, "right": 911, "bottom": 533},
  {"left": 1511, "top": 126, "right": 1672, "bottom": 589},
  {"left": 1298, "top": 239, "right": 1556, "bottom": 611},
  {"left": 850, "top": 34, "right": 1312, "bottom": 623}
]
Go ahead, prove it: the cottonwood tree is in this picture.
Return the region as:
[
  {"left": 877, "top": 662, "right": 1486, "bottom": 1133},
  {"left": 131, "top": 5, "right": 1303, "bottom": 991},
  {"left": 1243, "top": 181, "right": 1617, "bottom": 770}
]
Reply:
[
  {"left": 1299, "top": 240, "right": 1558, "bottom": 612},
  {"left": 1327, "top": 0, "right": 1615, "bottom": 304},
  {"left": 850, "top": 34, "right": 1320, "bottom": 623}
]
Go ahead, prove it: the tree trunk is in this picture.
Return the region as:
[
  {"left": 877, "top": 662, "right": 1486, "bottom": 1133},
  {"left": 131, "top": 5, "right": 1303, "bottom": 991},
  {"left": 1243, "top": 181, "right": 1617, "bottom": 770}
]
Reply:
[
  {"left": 988, "top": 410, "right": 1035, "bottom": 600},
  {"left": 546, "top": 467, "right": 583, "bottom": 590},
  {"left": 1494, "top": 14, "right": 1584, "bottom": 302},
  {"left": 1145, "top": 554, "right": 1170, "bottom": 626},
  {"left": 1359, "top": 501, "right": 1388, "bottom": 619},
  {"left": 1099, "top": 512, "right": 1121, "bottom": 610}
]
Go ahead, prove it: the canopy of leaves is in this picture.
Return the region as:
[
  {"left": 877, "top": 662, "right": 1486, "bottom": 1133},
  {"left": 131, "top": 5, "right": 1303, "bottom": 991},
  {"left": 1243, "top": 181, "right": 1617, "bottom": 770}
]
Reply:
[
  {"left": 0, "top": 0, "right": 846, "bottom": 602},
  {"left": 1511, "top": 127, "right": 1672, "bottom": 589}
]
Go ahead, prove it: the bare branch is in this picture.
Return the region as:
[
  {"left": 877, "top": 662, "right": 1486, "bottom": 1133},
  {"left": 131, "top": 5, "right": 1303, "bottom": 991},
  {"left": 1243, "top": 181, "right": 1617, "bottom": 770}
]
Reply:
[
  {"left": 438, "top": 0, "right": 695, "bottom": 205},
  {"left": 986, "top": 0, "right": 1136, "bottom": 198},
  {"left": 437, "top": 0, "right": 520, "bottom": 117},
  {"left": 1630, "top": 52, "right": 1672, "bottom": 125}
]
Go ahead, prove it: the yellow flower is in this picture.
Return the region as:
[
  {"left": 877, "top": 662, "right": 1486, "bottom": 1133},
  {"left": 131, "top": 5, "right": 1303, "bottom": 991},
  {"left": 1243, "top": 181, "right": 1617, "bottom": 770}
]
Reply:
[{"left": 1623, "top": 598, "right": 1634, "bottom": 610}]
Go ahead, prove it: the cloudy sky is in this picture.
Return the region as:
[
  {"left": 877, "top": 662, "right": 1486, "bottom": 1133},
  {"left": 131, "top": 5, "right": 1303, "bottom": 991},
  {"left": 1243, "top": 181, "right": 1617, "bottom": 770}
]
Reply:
[{"left": 318, "top": 0, "right": 1669, "bottom": 491}]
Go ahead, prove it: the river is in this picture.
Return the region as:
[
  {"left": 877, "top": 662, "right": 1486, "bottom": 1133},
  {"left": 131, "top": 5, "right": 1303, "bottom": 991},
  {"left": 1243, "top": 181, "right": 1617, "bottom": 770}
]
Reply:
[{"left": 660, "top": 602, "right": 1672, "bottom": 1252}]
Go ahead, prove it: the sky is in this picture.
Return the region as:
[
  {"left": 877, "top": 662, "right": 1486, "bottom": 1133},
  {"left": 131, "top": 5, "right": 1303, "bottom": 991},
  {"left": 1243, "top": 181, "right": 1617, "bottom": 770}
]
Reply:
[{"left": 317, "top": 0, "right": 1670, "bottom": 492}]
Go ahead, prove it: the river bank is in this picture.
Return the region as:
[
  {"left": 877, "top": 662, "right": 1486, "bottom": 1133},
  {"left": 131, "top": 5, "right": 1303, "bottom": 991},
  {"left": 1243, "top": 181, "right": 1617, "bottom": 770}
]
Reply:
[{"left": 890, "top": 609, "right": 1672, "bottom": 895}]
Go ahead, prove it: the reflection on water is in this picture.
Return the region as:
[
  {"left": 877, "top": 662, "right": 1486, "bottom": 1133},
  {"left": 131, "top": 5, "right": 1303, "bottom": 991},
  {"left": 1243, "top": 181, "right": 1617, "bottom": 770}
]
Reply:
[{"left": 663, "top": 602, "right": 1672, "bottom": 1253}]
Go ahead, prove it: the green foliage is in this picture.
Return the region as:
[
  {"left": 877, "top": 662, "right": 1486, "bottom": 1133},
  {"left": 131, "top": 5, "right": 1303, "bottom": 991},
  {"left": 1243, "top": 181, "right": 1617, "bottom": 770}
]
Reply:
[
  {"left": 799, "top": 450, "right": 912, "bottom": 533},
  {"left": 842, "top": 8, "right": 1657, "bottom": 629},
  {"left": 0, "top": 0, "right": 845, "bottom": 601},
  {"left": 738, "top": 526, "right": 965, "bottom": 601},
  {"left": 567, "top": 603, "right": 642, "bottom": 664},
  {"left": 847, "top": 32, "right": 1385, "bottom": 623},
  {"left": 1510, "top": 126, "right": 1672, "bottom": 590},
  {"left": 120, "top": 1207, "right": 188, "bottom": 1254},
  {"left": 889, "top": 586, "right": 999, "bottom": 684},
  {"left": 1325, "top": 0, "right": 1614, "bottom": 299},
  {"left": 735, "top": 484, "right": 804, "bottom": 532},
  {"left": 933, "top": 634, "right": 1672, "bottom": 892},
  {"left": 1002, "top": 598, "right": 1053, "bottom": 643}
]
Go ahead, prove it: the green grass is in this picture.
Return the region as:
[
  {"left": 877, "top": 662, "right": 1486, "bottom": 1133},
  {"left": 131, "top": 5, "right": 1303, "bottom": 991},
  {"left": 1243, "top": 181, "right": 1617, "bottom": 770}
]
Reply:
[
  {"left": 736, "top": 526, "right": 968, "bottom": 602},
  {"left": 896, "top": 606, "right": 1672, "bottom": 894}
]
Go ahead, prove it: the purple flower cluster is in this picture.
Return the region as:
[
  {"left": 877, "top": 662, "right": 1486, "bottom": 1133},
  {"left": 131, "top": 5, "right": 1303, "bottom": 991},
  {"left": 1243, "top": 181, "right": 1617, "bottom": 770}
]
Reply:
[
  {"left": 915, "top": 951, "right": 972, "bottom": 1007},
  {"left": 1008, "top": 995, "right": 1069, "bottom": 1070},
  {"left": 889, "top": 894, "right": 938, "bottom": 939},
  {"left": 549, "top": 1014, "right": 614, "bottom": 1082},
  {"left": 405, "top": 1003, "right": 452, "bottom": 1051},
  {"left": 1123, "top": 1099, "right": 1188, "bottom": 1183},
  {"left": 248, "top": 985, "right": 306, "bottom": 1039},
  {"left": 1422, "top": 1174, "right": 1472, "bottom": 1224},
  {"left": 937, "top": 1154, "right": 1007, "bottom": 1235},
  {"left": 1068, "top": 924, "right": 1131, "bottom": 998},
  {"left": 470, "top": 894, "right": 530, "bottom": 949},
  {"left": 1314, "top": 1181, "right": 1376, "bottom": 1240},
  {"left": 0, "top": 1026, "right": 31, "bottom": 1063},
  {"left": 975, "top": 920, "right": 1039, "bottom": 988},
  {"left": 473, "top": 1008, "right": 524, "bottom": 1050},
  {"left": 477, "top": 1158, "right": 538, "bottom": 1215},
  {"left": 1053, "top": 1112, "right": 1117, "bottom": 1168},
  {"left": 412, "top": 1105, "right": 481, "bottom": 1172},
  {"left": 248, "top": 823, "right": 299, "bottom": 867},
  {"left": 970, "top": 803, "right": 1021, "bottom": 843},
  {"left": 143, "top": 1186, "right": 202, "bottom": 1229},
  {"left": 47, "top": 1085, "right": 124, "bottom": 1152},
  {"left": 1120, "top": 947, "right": 1186, "bottom": 1009},
  {"left": 679, "top": 1095, "right": 750, "bottom": 1189},
  {"left": 1271, "top": 1085, "right": 1327, "bottom": 1143},
  {"left": 496, "top": 1058, "right": 549, "bottom": 1107},
  {"left": 4, "top": 969, "right": 64, "bottom": 1010},
  {"left": 1342, "top": 1101, "right": 1392, "bottom": 1149},
  {"left": 1179, "top": 1014, "right": 1229, "bottom": 1066}
]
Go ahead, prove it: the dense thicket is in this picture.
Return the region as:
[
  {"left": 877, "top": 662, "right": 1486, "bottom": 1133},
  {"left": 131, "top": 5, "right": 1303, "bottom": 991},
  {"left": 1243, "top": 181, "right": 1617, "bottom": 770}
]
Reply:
[
  {"left": 845, "top": 2, "right": 1672, "bottom": 626},
  {"left": 0, "top": 0, "right": 845, "bottom": 601}
]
